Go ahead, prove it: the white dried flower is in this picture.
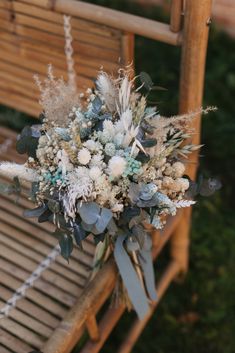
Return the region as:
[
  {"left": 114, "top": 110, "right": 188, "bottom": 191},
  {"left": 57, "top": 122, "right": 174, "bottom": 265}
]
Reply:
[
  {"left": 90, "top": 153, "right": 103, "bottom": 167},
  {"left": 108, "top": 156, "right": 127, "bottom": 178},
  {"left": 64, "top": 167, "right": 93, "bottom": 219},
  {"left": 111, "top": 203, "right": 124, "bottom": 213},
  {"left": 77, "top": 148, "right": 91, "bottom": 165},
  {"left": 174, "top": 199, "right": 196, "bottom": 208},
  {"left": 0, "top": 162, "right": 39, "bottom": 182},
  {"left": 96, "top": 72, "right": 117, "bottom": 112},
  {"left": 113, "top": 132, "right": 124, "bottom": 147},
  {"left": 103, "top": 120, "right": 115, "bottom": 139},
  {"left": 89, "top": 166, "right": 102, "bottom": 180},
  {"left": 57, "top": 149, "right": 73, "bottom": 175},
  {"left": 176, "top": 177, "right": 190, "bottom": 192},
  {"left": 105, "top": 143, "right": 116, "bottom": 157},
  {"left": 84, "top": 139, "right": 102, "bottom": 152},
  {"left": 172, "top": 162, "right": 185, "bottom": 178}
]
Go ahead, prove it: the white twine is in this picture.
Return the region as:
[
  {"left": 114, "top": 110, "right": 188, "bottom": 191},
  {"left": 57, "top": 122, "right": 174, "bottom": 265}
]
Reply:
[
  {"left": 0, "top": 138, "right": 13, "bottom": 156},
  {"left": 63, "top": 15, "right": 77, "bottom": 91},
  {"left": 0, "top": 244, "right": 60, "bottom": 319}
]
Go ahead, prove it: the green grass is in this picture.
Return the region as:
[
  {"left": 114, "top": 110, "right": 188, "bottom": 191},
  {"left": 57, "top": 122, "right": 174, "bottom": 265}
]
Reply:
[{"left": 0, "top": 3, "right": 235, "bottom": 352}]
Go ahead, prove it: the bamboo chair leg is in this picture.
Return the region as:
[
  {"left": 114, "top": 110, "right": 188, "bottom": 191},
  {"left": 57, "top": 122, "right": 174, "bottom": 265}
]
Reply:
[{"left": 170, "top": 207, "right": 191, "bottom": 275}]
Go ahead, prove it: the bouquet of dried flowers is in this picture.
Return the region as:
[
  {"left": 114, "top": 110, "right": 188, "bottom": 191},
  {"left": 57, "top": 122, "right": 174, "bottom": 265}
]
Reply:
[{"left": 0, "top": 65, "right": 219, "bottom": 319}]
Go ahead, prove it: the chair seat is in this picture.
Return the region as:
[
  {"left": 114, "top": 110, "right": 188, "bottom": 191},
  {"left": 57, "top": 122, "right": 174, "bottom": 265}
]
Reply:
[{"left": 0, "top": 127, "right": 96, "bottom": 353}]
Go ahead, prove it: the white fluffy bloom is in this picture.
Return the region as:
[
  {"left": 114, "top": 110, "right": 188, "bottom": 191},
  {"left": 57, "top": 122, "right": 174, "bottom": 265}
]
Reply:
[
  {"left": 96, "top": 73, "right": 117, "bottom": 112},
  {"left": 118, "top": 76, "right": 131, "bottom": 114},
  {"left": 108, "top": 156, "right": 127, "bottom": 178},
  {"left": 177, "top": 177, "right": 190, "bottom": 191},
  {"left": 103, "top": 120, "right": 115, "bottom": 139},
  {"left": 57, "top": 149, "right": 73, "bottom": 176},
  {"left": 83, "top": 139, "right": 102, "bottom": 152},
  {"left": 64, "top": 167, "right": 93, "bottom": 219},
  {"left": 115, "top": 109, "right": 133, "bottom": 134},
  {"left": 0, "top": 162, "right": 39, "bottom": 182},
  {"left": 90, "top": 153, "right": 103, "bottom": 167},
  {"left": 89, "top": 166, "right": 102, "bottom": 180},
  {"left": 77, "top": 148, "right": 91, "bottom": 165},
  {"left": 172, "top": 161, "right": 185, "bottom": 178}
]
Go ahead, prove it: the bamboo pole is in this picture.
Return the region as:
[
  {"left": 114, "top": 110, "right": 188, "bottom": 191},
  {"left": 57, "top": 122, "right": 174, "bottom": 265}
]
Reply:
[
  {"left": 170, "top": 0, "right": 183, "bottom": 32},
  {"left": 14, "top": 0, "right": 181, "bottom": 45},
  {"left": 121, "top": 33, "right": 135, "bottom": 67},
  {"left": 170, "top": 0, "right": 213, "bottom": 274},
  {"left": 53, "top": 0, "right": 181, "bottom": 45}
]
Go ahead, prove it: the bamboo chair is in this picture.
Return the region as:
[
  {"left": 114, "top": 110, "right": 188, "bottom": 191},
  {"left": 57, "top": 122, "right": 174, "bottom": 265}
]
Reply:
[{"left": 0, "top": 1, "right": 212, "bottom": 352}]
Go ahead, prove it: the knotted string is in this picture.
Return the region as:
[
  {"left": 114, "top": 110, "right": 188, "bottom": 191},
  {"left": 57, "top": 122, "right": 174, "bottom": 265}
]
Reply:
[{"left": 63, "top": 15, "right": 77, "bottom": 91}]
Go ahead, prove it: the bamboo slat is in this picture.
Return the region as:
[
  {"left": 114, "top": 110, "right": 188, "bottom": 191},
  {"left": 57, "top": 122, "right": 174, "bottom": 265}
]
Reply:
[
  {"left": 0, "top": 328, "right": 32, "bottom": 353},
  {"left": 0, "top": 285, "right": 60, "bottom": 328},
  {"left": 0, "top": 299, "right": 53, "bottom": 338},
  {"left": 0, "top": 345, "right": 13, "bottom": 353},
  {"left": 0, "top": 316, "right": 45, "bottom": 348},
  {"left": 0, "top": 0, "right": 12, "bottom": 10}
]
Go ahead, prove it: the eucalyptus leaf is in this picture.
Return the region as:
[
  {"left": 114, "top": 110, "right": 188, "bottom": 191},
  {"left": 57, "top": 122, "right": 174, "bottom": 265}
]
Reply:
[
  {"left": 54, "top": 127, "right": 71, "bottom": 141},
  {"left": 59, "top": 233, "right": 73, "bottom": 261},
  {"left": 95, "top": 208, "right": 113, "bottom": 234},
  {"left": 16, "top": 125, "right": 41, "bottom": 158},
  {"left": 140, "top": 138, "right": 157, "bottom": 148},
  {"left": 106, "top": 218, "right": 118, "bottom": 235},
  {"left": 73, "top": 223, "right": 87, "bottom": 246},
  {"left": 128, "top": 183, "right": 141, "bottom": 204},
  {"left": 136, "top": 151, "right": 150, "bottom": 164},
  {"left": 38, "top": 208, "right": 53, "bottom": 223},
  {"left": 24, "top": 204, "right": 48, "bottom": 218},
  {"left": 92, "top": 96, "right": 102, "bottom": 114},
  {"left": 140, "top": 71, "right": 154, "bottom": 91},
  {"left": 120, "top": 206, "right": 140, "bottom": 225},
  {"left": 29, "top": 182, "right": 39, "bottom": 202},
  {"left": 77, "top": 202, "right": 100, "bottom": 224}
]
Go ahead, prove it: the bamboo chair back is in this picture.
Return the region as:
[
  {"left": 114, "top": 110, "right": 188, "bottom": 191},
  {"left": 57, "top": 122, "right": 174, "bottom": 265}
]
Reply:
[
  {"left": 0, "top": 1, "right": 212, "bottom": 353},
  {"left": 0, "top": 0, "right": 134, "bottom": 116}
]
